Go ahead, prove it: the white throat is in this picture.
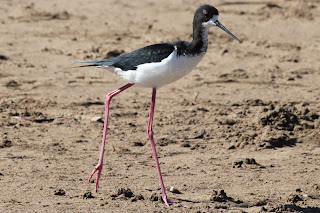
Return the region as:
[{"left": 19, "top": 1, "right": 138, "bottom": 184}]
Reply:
[{"left": 202, "top": 15, "right": 219, "bottom": 28}]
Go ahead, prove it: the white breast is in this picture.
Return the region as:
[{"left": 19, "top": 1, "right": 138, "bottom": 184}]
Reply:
[{"left": 111, "top": 46, "right": 205, "bottom": 88}]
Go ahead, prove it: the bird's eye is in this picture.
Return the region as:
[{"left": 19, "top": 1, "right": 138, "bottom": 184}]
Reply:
[{"left": 202, "top": 9, "right": 208, "bottom": 16}]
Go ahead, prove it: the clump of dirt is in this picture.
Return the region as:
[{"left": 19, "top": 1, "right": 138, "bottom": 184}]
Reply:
[
  {"left": 117, "top": 188, "right": 134, "bottom": 198},
  {"left": 259, "top": 127, "right": 297, "bottom": 148},
  {"left": 105, "top": 50, "right": 125, "bottom": 59},
  {"left": 245, "top": 99, "right": 269, "bottom": 107},
  {"left": 259, "top": 105, "right": 298, "bottom": 131},
  {"left": 0, "top": 55, "right": 9, "bottom": 60},
  {"left": 83, "top": 191, "right": 95, "bottom": 199},
  {"left": 150, "top": 193, "right": 160, "bottom": 202},
  {"left": 233, "top": 158, "right": 263, "bottom": 168},
  {"left": 0, "top": 138, "right": 12, "bottom": 148},
  {"left": 110, "top": 188, "right": 144, "bottom": 202},
  {"left": 255, "top": 104, "right": 319, "bottom": 148},
  {"left": 218, "top": 69, "right": 249, "bottom": 80},
  {"left": 230, "top": 101, "right": 319, "bottom": 149},
  {"left": 131, "top": 194, "right": 144, "bottom": 202},
  {"left": 54, "top": 188, "right": 66, "bottom": 196},
  {"left": 210, "top": 190, "right": 243, "bottom": 204},
  {"left": 6, "top": 80, "right": 20, "bottom": 88},
  {"left": 287, "top": 194, "right": 303, "bottom": 204}
]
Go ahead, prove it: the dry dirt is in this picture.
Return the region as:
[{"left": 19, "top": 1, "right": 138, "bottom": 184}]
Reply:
[{"left": 1, "top": 0, "right": 320, "bottom": 212}]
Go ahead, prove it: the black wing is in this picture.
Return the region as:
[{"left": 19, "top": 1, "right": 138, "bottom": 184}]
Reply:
[{"left": 77, "top": 43, "right": 175, "bottom": 71}]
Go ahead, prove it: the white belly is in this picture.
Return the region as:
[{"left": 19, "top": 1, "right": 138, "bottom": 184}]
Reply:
[{"left": 109, "top": 47, "right": 205, "bottom": 88}]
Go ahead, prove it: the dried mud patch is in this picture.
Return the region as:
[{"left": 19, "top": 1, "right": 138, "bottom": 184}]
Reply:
[
  {"left": 9, "top": 3, "right": 71, "bottom": 22},
  {"left": 217, "top": 100, "right": 319, "bottom": 149},
  {"left": 257, "top": 1, "right": 317, "bottom": 20},
  {"left": 0, "top": 98, "right": 57, "bottom": 127}
]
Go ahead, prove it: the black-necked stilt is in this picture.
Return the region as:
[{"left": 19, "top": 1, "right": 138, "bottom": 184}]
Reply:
[{"left": 77, "top": 5, "right": 241, "bottom": 206}]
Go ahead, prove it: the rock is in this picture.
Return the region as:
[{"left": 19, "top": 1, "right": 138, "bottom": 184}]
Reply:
[{"left": 91, "top": 116, "right": 102, "bottom": 122}]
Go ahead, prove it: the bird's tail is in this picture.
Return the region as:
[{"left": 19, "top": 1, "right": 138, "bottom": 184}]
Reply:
[
  {"left": 75, "top": 59, "right": 113, "bottom": 68},
  {"left": 76, "top": 64, "right": 99, "bottom": 68}
]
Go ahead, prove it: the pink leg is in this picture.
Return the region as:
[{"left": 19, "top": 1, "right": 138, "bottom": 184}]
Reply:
[
  {"left": 148, "top": 88, "right": 176, "bottom": 206},
  {"left": 89, "top": 83, "right": 134, "bottom": 191}
]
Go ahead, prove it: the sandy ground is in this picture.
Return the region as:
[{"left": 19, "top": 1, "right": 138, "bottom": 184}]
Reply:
[{"left": 1, "top": 0, "right": 320, "bottom": 212}]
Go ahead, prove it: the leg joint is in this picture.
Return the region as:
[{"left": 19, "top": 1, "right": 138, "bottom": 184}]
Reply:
[
  {"left": 147, "top": 128, "right": 153, "bottom": 137},
  {"left": 105, "top": 93, "right": 113, "bottom": 103}
]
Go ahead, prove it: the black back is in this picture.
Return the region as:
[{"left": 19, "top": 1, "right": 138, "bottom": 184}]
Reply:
[{"left": 112, "top": 43, "right": 175, "bottom": 70}]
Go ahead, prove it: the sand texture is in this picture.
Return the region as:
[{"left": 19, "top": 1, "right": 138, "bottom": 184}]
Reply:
[{"left": 1, "top": 0, "right": 320, "bottom": 212}]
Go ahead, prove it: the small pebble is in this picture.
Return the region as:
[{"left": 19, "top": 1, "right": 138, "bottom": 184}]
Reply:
[
  {"left": 91, "top": 116, "right": 102, "bottom": 122},
  {"left": 169, "top": 186, "right": 182, "bottom": 194}
]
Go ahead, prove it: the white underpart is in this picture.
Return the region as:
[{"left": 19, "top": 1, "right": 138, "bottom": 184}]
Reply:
[{"left": 103, "top": 46, "right": 206, "bottom": 88}]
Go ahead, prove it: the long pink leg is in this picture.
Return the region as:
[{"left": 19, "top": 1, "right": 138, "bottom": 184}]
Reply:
[
  {"left": 89, "top": 83, "right": 134, "bottom": 191},
  {"left": 148, "top": 88, "right": 176, "bottom": 206}
]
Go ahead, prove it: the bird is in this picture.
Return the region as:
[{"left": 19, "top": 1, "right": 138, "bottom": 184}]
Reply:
[{"left": 77, "top": 4, "right": 241, "bottom": 206}]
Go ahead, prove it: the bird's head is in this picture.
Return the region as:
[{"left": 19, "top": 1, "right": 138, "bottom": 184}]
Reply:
[{"left": 194, "top": 5, "right": 242, "bottom": 43}]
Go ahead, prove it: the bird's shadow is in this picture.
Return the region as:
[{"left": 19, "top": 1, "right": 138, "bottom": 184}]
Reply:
[{"left": 171, "top": 197, "right": 200, "bottom": 204}]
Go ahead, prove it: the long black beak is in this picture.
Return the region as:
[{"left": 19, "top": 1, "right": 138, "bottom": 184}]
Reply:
[{"left": 215, "top": 21, "right": 242, "bottom": 43}]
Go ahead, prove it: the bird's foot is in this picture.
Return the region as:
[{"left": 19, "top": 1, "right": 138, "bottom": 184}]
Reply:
[
  {"left": 163, "top": 195, "right": 178, "bottom": 206},
  {"left": 89, "top": 163, "right": 102, "bottom": 192}
]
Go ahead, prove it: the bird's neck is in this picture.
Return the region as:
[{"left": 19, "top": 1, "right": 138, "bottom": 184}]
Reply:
[{"left": 189, "top": 24, "right": 209, "bottom": 55}]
